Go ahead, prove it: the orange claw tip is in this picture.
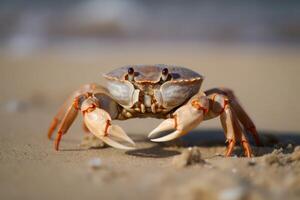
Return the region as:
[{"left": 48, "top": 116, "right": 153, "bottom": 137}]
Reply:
[
  {"left": 54, "top": 140, "right": 59, "bottom": 151},
  {"left": 54, "top": 132, "right": 63, "bottom": 151},
  {"left": 47, "top": 130, "right": 53, "bottom": 140},
  {"left": 48, "top": 118, "right": 59, "bottom": 140},
  {"left": 54, "top": 141, "right": 60, "bottom": 151}
]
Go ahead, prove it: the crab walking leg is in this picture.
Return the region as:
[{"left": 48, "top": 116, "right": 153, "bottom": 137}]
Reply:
[
  {"left": 231, "top": 112, "right": 253, "bottom": 157},
  {"left": 206, "top": 93, "right": 253, "bottom": 157},
  {"left": 149, "top": 95, "right": 209, "bottom": 142},
  {"left": 222, "top": 88, "right": 260, "bottom": 146},
  {"left": 54, "top": 100, "right": 79, "bottom": 150},
  {"left": 48, "top": 83, "right": 100, "bottom": 139},
  {"left": 47, "top": 101, "right": 69, "bottom": 139},
  {"left": 220, "top": 103, "right": 237, "bottom": 157},
  {"left": 231, "top": 99, "right": 260, "bottom": 146},
  {"left": 205, "top": 88, "right": 260, "bottom": 146}
]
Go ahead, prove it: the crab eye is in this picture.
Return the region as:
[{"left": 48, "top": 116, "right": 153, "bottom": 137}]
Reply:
[
  {"left": 162, "top": 68, "right": 168, "bottom": 76},
  {"left": 128, "top": 67, "right": 134, "bottom": 75},
  {"left": 161, "top": 68, "right": 170, "bottom": 81},
  {"left": 127, "top": 67, "right": 135, "bottom": 81}
]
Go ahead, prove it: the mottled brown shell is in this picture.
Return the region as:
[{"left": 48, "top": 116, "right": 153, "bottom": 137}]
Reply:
[{"left": 103, "top": 64, "right": 204, "bottom": 108}]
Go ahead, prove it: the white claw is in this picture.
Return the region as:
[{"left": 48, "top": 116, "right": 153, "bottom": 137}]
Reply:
[
  {"left": 148, "top": 118, "right": 175, "bottom": 138},
  {"left": 149, "top": 99, "right": 206, "bottom": 142},
  {"left": 100, "top": 136, "right": 135, "bottom": 150},
  {"left": 84, "top": 108, "right": 135, "bottom": 150},
  {"left": 107, "top": 124, "right": 135, "bottom": 146},
  {"left": 150, "top": 130, "right": 183, "bottom": 142}
]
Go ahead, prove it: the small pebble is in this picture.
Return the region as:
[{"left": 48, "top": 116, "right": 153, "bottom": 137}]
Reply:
[
  {"left": 248, "top": 159, "right": 256, "bottom": 166},
  {"left": 219, "top": 186, "right": 246, "bottom": 200},
  {"left": 88, "top": 157, "right": 102, "bottom": 170},
  {"left": 172, "top": 147, "right": 205, "bottom": 168},
  {"left": 215, "top": 153, "right": 223, "bottom": 157}
]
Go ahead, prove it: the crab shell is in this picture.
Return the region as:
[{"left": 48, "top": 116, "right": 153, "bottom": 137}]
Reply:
[{"left": 103, "top": 64, "right": 204, "bottom": 110}]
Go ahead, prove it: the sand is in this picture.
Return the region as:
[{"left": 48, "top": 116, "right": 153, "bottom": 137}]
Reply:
[{"left": 0, "top": 42, "right": 300, "bottom": 200}]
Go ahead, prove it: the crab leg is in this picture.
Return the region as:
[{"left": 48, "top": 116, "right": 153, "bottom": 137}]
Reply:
[
  {"left": 54, "top": 99, "right": 79, "bottom": 150},
  {"left": 48, "top": 83, "right": 99, "bottom": 139},
  {"left": 230, "top": 99, "right": 260, "bottom": 146},
  {"left": 149, "top": 95, "right": 209, "bottom": 142},
  {"left": 47, "top": 97, "right": 73, "bottom": 139},
  {"left": 220, "top": 103, "right": 252, "bottom": 157},
  {"left": 231, "top": 109, "right": 253, "bottom": 157},
  {"left": 206, "top": 88, "right": 260, "bottom": 146},
  {"left": 222, "top": 88, "right": 260, "bottom": 146},
  {"left": 220, "top": 102, "right": 236, "bottom": 156}
]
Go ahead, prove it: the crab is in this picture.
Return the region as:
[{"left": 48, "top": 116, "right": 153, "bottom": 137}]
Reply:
[{"left": 47, "top": 64, "right": 260, "bottom": 157}]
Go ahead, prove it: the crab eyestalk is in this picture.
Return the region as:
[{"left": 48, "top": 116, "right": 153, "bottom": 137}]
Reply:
[{"left": 127, "top": 67, "right": 135, "bottom": 81}]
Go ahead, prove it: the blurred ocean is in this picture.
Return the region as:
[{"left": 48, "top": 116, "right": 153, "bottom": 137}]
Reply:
[{"left": 1, "top": 0, "right": 300, "bottom": 54}]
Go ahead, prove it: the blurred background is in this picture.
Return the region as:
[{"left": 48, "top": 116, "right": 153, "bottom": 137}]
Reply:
[
  {"left": 1, "top": 0, "right": 300, "bottom": 132},
  {"left": 0, "top": 0, "right": 300, "bottom": 131},
  {"left": 1, "top": 0, "right": 300, "bottom": 49},
  {"left": 1, "top": 1, "right": 300, "bottom": 200}
]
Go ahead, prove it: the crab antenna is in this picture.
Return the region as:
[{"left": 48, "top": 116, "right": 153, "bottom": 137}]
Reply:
[{"left": 127, "top": 67, "right": 135, "bottom": 81}]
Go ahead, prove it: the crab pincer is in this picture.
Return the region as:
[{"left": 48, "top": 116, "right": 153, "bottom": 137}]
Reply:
[
  {"left": 51, "top": 92, "right": 135, "bottom": 151},
  {"left": 83, "top": 106, "right": 135, "bottom": 150},
  {"left": 148, "top": 95, "right": 209, "bottom": 142}
]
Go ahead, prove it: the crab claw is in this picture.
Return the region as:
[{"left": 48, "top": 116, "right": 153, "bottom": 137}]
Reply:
[
  {"left": 149, "top": 97, "right": 209, "bottom": 142},
  {"left": 148, "top": 118, "right": 178, "bottom": 140},
  {"left": 84, "top": 107, "right": 135, "bottom": 150}
]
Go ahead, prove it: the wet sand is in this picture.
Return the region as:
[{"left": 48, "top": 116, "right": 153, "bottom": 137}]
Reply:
[{"left": 0, "top": 42, "right": 300, "bottom": 200}]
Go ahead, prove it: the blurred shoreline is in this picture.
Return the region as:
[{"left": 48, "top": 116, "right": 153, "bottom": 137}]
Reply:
[
  {"left": 1, "top": 0, "right": 300, "bottom": 53},
  {"left": 1, "top": 39, "right": 300, "bottom": 58}
]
